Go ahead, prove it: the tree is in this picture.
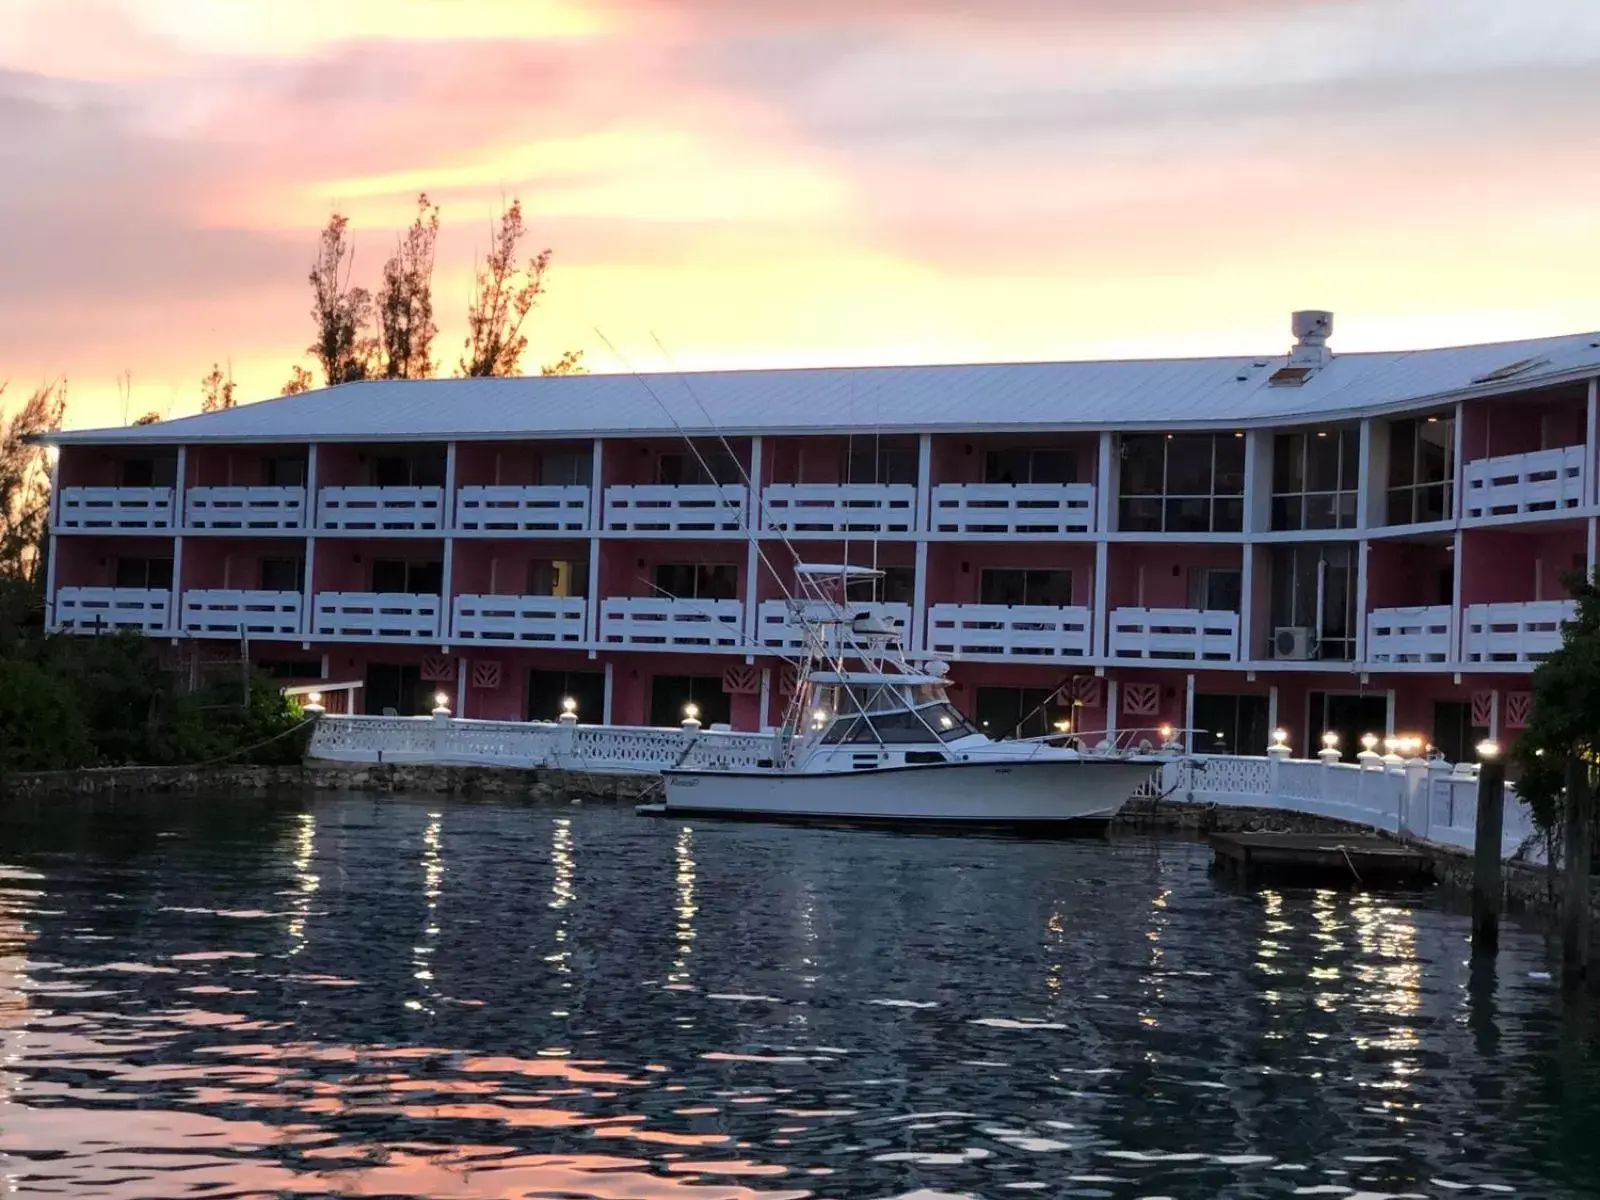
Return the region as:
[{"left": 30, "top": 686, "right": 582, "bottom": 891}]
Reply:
[
  {"left": 377, "top": 194, "right": 440, "bottom": 380},
  {"left": 0, "top": 381, "right": 66, "bottom": 586},
  {"left": 1512, "top": 571, "right": 1600, "bottom": 829},
  {"left": 460, "top": 199, "right": 551, "bottom": 377},
  {"left": 200, "top": 362, "right": 236, "bottom": 413},
  {"left": 540, "top": 349, "right": 588, "bottom": 377},
  {"left": 0, "top": 658, "right": 93, "bottom": 771},
  {"left": 308, "top": 212, "right": 374, "bottom": 385},
  {"left": 132, "top": 412, "right": 162, "bottom": 426},
  {"left": 281, "top": 365, "right": 314, "bottom": 396}
]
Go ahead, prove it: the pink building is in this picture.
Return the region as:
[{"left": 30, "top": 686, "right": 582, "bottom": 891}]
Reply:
[{"left": 40, "top": 312, "right": 1600, "bottom": 762}]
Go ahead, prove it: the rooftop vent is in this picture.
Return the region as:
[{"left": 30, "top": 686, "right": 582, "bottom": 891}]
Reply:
[
  {"left": 1471, "top": 355, "right": 1549, "bottom": 385},
  {"left": 1288, "top": 309, "right": 1333, "bottom": 369},
  {"left": 1267, "top": 365, "right": 1313, "bottom": 387}
]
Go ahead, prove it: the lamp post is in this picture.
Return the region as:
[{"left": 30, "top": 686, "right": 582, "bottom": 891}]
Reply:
[{"left": 1318, "top": 731, "right": 1341, "bottom": 765}]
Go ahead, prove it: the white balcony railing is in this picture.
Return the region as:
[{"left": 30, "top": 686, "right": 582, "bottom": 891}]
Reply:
[
  {"left": 925, "top": 603, "right": 1093, "bottom": 660},
  {"left": 316, "top": 486, "right": 444, "bottom": 532},
  {"left": 185, "top": 486, "right": 307, "bottom": 531},
  {"left": 1108, "top": 607, "right": 1239, "bottom": 661},
  {"left": 1365, "top": 605, "right": 1453, "bottom": 664},
  {"left": 603, "top": 485, "right": 746, "bottom": 534},
  {"left": 1463, "top": 600, "right": 1574, "bottom": 664},
  {"left": 56, "top": 487, "right": 174, "bottom": 531},
  {"left": 930, "top": 483, "right": 1095, "bottom": 536},
  {"left": 755, "top": 599, "right": 912, "bottom": 651},
  {"left": 1463, "top": 445, "right": 1585, "bottom": 519},
  {"left": 313, "top": 592, "right": 441, "bottom": 639},
  {"left": 453, "top": 594, "right": 587, "bottom": 644},
  {"left": 599, "top": 598, "right": 744, "bottom": 649},
  {"left": 182, "top": 590, "right": 302, "bottom": 637},
  {"left": 760, "top": 484, "right": 917, "bottom": 534},
  {"left": 54, "top": 587, "right": 172, "bottom": 634},
  {"left": 455, "top": 485, "right": 590, "bottom": 533}
]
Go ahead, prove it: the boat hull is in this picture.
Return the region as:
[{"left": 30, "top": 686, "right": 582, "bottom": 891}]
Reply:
[{"left": 660, "top": 758, "right": 1156, "bottom": 827}]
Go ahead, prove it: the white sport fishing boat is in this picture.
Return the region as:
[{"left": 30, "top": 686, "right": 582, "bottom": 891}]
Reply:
[{"left": 659, "top": 564, "right": 1173, "bottom": 828}]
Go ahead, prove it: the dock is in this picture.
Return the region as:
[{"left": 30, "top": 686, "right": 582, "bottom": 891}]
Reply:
[{"left": 1209, "top": 831, "right": 1433, "bottom": 888}]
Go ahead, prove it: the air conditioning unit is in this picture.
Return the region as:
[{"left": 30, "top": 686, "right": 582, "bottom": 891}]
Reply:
[{"left": 1274, "top": 626, "right": 1314, "bottom": 660}]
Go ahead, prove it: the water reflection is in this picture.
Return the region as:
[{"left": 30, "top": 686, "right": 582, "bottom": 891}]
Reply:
[{"left": 0, "top": 796, "right": 1597, "bottom": 1198}]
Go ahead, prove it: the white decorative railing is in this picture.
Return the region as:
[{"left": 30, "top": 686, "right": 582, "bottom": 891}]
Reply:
[
  {"left": 1462, "top": 600, "right": 1573, "bottom": 664},
  {"left": 925, "top": 604, "right": 1092, "bottom": 660},
  {"left": 930, "top": 483, "right": 1095, "bottom": 535},
  {"left": 755, "top": 599, "right": 912, "bottom": 651},
  {"left": 760, "top": 484, "right": 917, "bottom": 534},
  {"left": 182, "top": 590, "right": 302, "bottom": 637},
  {"left": 316, "top": 486, "right": 444, "bottom": 532},
  {"left": 603, "top": 485, "right": 746, "bottom": 533},
  {"left": 308, "top": 714, "right": 771, "bottom": 774},
  {"left": 1463, "top": 444, "right": 1584, "bottom": 519},
  {"left": 1365, "top": 605, "right": 1452, "bottom": 664},
  {"left": 185, "top": 486, "right": 306, "bottom": 531},
  {"left": 453, "top": 594, "right": 586, "bottom": 644},
  {"left": 54, "top": 587, "right": 172, "bottom": 634},
  {"left": 56, "top": 487, "right": 174, "bottom": 531},
  {"left": 1108, "top": 607, "right": 1239, "bottom": 661},
  {"left": 313, "top": 592, "right": 441, "bottom": 639},
  {"left": 599, "top": 597, "right": 744, "bottom": 649},
  {"left": 455, "top": 485, "right": 590, "bottom": 533}
]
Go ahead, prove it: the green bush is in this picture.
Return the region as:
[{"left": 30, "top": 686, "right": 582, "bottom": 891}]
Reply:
[{"left": 0, "top": 658, "right": 93, "bottom": 771}]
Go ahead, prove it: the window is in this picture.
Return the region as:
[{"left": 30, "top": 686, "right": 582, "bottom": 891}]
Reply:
[
  {"left": 1192, "top": 693, "right": 1269, "bottom": 756},
  {"left": 872, "top": 566, "right": 916, "bottom": 604},
  {"left": 978, "top": 568, "right": 1073, "bottom": 607},
  {"left": 258, "top": 659, "right": 321, "bottom": 680},
  {"left": 1387, "top": 414, "right": 1454, "bottom": 525},
  {"left": 847, "top": 443, "right": 918, "bottom": 485},
  {"left": 527, "top": 559, "right": 589, "bottom": 597},
  {"left": 364, "top": 663, "right": 429, "bottom": 716},
  {"left": 821, "top": 705, "right": 977, "bottom": 744},
  {"left": 1188, "top": 567, "right": 1242, "bottom": 612},
  {"left": 114, "top": 557, "right": 173, "bottom": 589},
  {"left": 658, "top": 449, "right": 742, "bottom": 486},
  {"left": 259, "top": 557, "right": 305, "bottom": 592},
  {"left": 538, "top": 451, "right": 591, "bottom": 487},
  {"left": 1272, "top": 428, "right": 1359, "bottom": 530},
  {"left": 1269, "top": 544, "right": 1357, "bottom": 660},
  {"left": 262, "top": 455, "right": 307, "bottom": 487},
  {"left": 984, "top": 447, "right": 1077, "bottom": 485},
  {"left": 973, "top": 686, "right": 1073, "bottom": 740},
  {"left": 372, "top": 449, "right": 446, "bottom": 488},
  {"left": 371, "top": 559, "right": 443, "bottom": 594},
  {"left": 119, "top": 456, "right": 176, "bottom": 488},
  {"left": 1117, "top": 434, "right": 1244, "bottom": 532},
  {"left": 654, "top": 563, "right": 738, "bottom": 600}
]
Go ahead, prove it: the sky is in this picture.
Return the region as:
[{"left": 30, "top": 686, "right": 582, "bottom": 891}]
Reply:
[{"left": 2, "top": 0, "right": 1600, "bottom": 430}]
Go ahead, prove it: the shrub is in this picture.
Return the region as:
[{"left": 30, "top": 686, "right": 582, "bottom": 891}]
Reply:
[{"left": 0, "top": 658, "right": 93, "bottom": 771}]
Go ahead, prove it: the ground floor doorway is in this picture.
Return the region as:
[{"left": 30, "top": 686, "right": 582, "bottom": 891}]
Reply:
[
  {"left": 649, "top": 675, "right": 732, "bottom": 727},
  {"left": 1192, "top": 693, "right": 1269, "bottom": 756},
  {"left": 527, "top": 669, "right": 606, "bottom": 724}
]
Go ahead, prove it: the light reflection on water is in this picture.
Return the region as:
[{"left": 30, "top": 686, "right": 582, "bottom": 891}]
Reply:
[{"left": 0, "top": 795, "right": 1598, "bottom": 1198}]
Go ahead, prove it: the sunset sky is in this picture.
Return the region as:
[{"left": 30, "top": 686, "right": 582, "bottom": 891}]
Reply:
[{"left": 3, "top": 0, "right": 1599, "bottom": 429}]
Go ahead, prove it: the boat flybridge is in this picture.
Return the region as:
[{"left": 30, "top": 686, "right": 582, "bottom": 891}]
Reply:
[{"left": 659, "top": 563, "right": 1176, "bottom": 828}]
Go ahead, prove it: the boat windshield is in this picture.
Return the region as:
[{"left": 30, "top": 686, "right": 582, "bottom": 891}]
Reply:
[{"left": 821, "top": 702, "right": 978, "bottom": 744}]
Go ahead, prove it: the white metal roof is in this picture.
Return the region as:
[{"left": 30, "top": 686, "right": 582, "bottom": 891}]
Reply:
[{"left": 45, "top": 329, "right": 1600, "bottom": 446}]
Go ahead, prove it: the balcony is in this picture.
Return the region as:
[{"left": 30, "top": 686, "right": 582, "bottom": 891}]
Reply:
[
  {"left": 599, "top": 597, "right": 744, "bottom": 649},
  {"left": 760, "top": 484, "right": 916, "bottom": 534},
  {"left": 313, "top": 592, "right": 441, "bottom": 639},
  {"left": 455, "top": 485, "right": 590, "bottom": 534},
  {"left": 755, "top": 599, "right": 912, "bottom": 651},
  {"left": 930, "top": 483, "right": 1095, "bottom": 536},
  {"left": 453, "top": 594, "right": 587, "bottom": 644},
  {"left": 1108, "top": 607, "right": 1239, "bottom": 661},
  {"left": 603, "top": 485, "right": 746, "bottom": 534},
  {"left": 182, "top": 589, "right": 303, "bottom": 637},
  {"left": 1463, "top": 445, "right": 1584, "bottom": 519},
  {"left": 925, "top": 604, "right": 1092, "bottom": 660},
  {"left": 1365, "top": 605, "right": 1452, "bottom": 664},
  {"left": 1462, "top": 600, "right": 1574, "bottom": 664},
  {"left": 56, "top": 487, "right": 174, "bottom": 532},
  {"left": 185, "top": 486, "right": 306, "bottom": 531},
  {"left": 316, "top": 486, "right": 443, "bottom": 532},
  {"left": 54, "top": 586, "right": 172, "bottom": 634}
]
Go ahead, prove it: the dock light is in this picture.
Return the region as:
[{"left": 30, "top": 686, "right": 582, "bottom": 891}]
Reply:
[
  {"left": 431, "top": 692, "right": 451, "bottom": 718},
  {"left": 683, "top": 702, "right": 700, "bottom": 721},
  {"left": 1271, "top": 728, "right": 1288, "bottom": 746},
  {"left": 1158, "top": 723, "right": 1173, "bottom": 741},
  {"left": 1383, "top": 735, "right": 1401, "bottom": 754},
  {"left": 1361, "top": 732, "right": 1379, "bottom": 752},
  {"left": 1476, "top": 739, "right": 1501, "bottom": 760},
  {"left": 561, "top": 696, "right": 577, "bottom": 715},
  {"left": 1321, "top": 731, "right": 1339, "bottom": 750},
  {"left": 811, "top": 707, "right": 829, "bottom": 725},
  {"left": 1053, "top": 718, "right": 1073, "bottom": 733},
  {"left": 302, "top": 691, "right": 325, "bottom": 716}
]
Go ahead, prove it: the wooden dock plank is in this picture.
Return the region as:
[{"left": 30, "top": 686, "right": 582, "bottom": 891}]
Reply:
[{"left": 1209, "top": 831, "right": 1432, "bottom": 888}]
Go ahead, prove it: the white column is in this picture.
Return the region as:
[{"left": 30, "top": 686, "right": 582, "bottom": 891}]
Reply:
[
  {"left": 174, "top": 445, "right": 188, "bottom": 529},
  {"left": 43, "top": 532, "right": 58, "bottom": 630},
  {"left": 456, "top": 656, "right": 467, "bottom": 716},
  {"left": 1451, "top": 400, "right": 1465, "bottom": 521},
  {"left": 439, "top": 443, "right": 457, "bottom": 645},
  {"left": 1489, "top": 689, "right": 1500, "bottom": 740},
  {"left": 1267, "top": 685, "right": 1279, "bottom": 738},
  {"left": 602, "top": 660, "right": 614, "bottom": 724},
  {"left": 1092, "top": 540, "right": 1109, "bottom": 659},
  {"left": 1449, "top": 531, "right": 1464, "bottom": 663},
  {"left": 1385, "top": 687, "right": 1397, "bottom": 736},
  {"left": 1587, "top": 378, "right": 1598, "bottom": 506},
  {"left": 302, "top": 444, "right": 319, "bottom": 640},
  {"left": 1357, "top": 417, "right": 1377, "bottom": 530},
  {"left": 1354, "top": 539, "right": 1370, "bottom": 663},
  {"left": 1588, "top": 516, "right": 1597, "bottom": 581},
  {"left": 1095, "top": 431, "right": 1114, "bottom": 533},
  {"left": 1184, "top": 672, "right": 1196, "bottom": 754},
  {"left": 915, "top": 433, "right": 933, "bottom": 532},
  {"left": 1105, "top": 679, "right": 1119, "bottom": 744},
  {"left": 759, "top": 666, "right": 772, "bottom": 733},
  {"left": 911, "top": 540, "right": 929, "bottom": 654},
  {"left": 169, "top": 445, "right": 188, "bottom": 633},
  {"left": 1239, "top": 544, "right": 1255, "bottom": 664},
  {"left": 587, "top": 439, "right": 604, "bottom": 648},
  {"left": 442, "top": 442, "right": 458, "bottom": 530},
  {"left": 743, "top": 435, "right": 764, "bottom": 648}
]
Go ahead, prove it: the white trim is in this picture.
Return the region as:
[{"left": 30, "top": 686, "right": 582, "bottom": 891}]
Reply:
[
  {"left": 743, "top": 435, "right": 763, "bottom": 647},
  {"left": 1587, "top": 377, "right": 1598, "bottom": 507},
  {"left": 603, "top": 660, "right": 614, "bottom": 724},
  {"left": 1184, "top": 672, "right": 1195, "bottom": 754}
]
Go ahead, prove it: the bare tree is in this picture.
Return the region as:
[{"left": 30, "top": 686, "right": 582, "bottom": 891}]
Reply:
[
  {"left": 459, "top": 199, "right": 551, "bottom": 377},
  {"left": 0, "top": 380, "right": 67, "bottom": 585},
  {"left": 540, "top": 349, "right": 588, "bottom": 377},
  {"left": 200, "top": 362, "right": 237, "bottom": 413},
  {"left": 308, "top": 213, "right": 374, "bottom": 385},
  {"left": 281, "top": 365, "right": 314, "bottom": 396},
  {"left": 378, "top": 194, "right": 440, "bottom": 379}
]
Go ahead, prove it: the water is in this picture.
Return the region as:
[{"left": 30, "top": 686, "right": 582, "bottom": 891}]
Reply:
[{"left": 1, "top": 796, "right": 1599, "bottom": 1199}]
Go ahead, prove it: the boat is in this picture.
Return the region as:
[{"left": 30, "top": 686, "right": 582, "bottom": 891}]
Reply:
[{"left": 657, "top": 563, "right": 1176, "bottom": 829}]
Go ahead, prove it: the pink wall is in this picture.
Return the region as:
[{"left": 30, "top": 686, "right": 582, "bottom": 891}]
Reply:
[
  {"left": 754, "top": 542, "right": 915, "bottom": 604},
  {"left": 54, "top": 536, "right": 173, "bottom": 587},
  {"left": 1365, "top": 540, "right": 1452, "bottom": 609},
  {"left": 454, "top": 440, "right": 593, "bottom": 486},
  {"left": 598, "top": 438, "right": 752, "bottom": 487},
  {"left": 453, "top": 539, "right": 589, "bottom": 595},
  {"left": 1104, "top": 544, "right": 1242, "bottom": 610},
  {"left": 1461, "top": 383, "right": 1587, "bottom": 461},
  {"left": 600, "top": 539, "right": 745, "bottom": 600},
  {"left": 928, "top": 433, "right": 1099, "bottom": 486},
  {"left": 1459, "top": 526, "right": 1583, "bottom": 605},
  {"left": 186, "top": 445, "right": 307, "bottom": 488},
  {"left": 312, "top": 539, "right": 446, "bottom": 592},
  {"left": 57, "top": 445, "right": 176, "bottom": 488},
  {"left": 181, "top": 539, "right": 302, "bottom": 590},
  {"left": 924, "top": 542, "right": 1094, "bottom": 606}
]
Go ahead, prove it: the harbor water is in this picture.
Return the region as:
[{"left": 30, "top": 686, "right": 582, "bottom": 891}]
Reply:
[{"left": 1, "top": 793, "right": 1598, "bottom": 1198}]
